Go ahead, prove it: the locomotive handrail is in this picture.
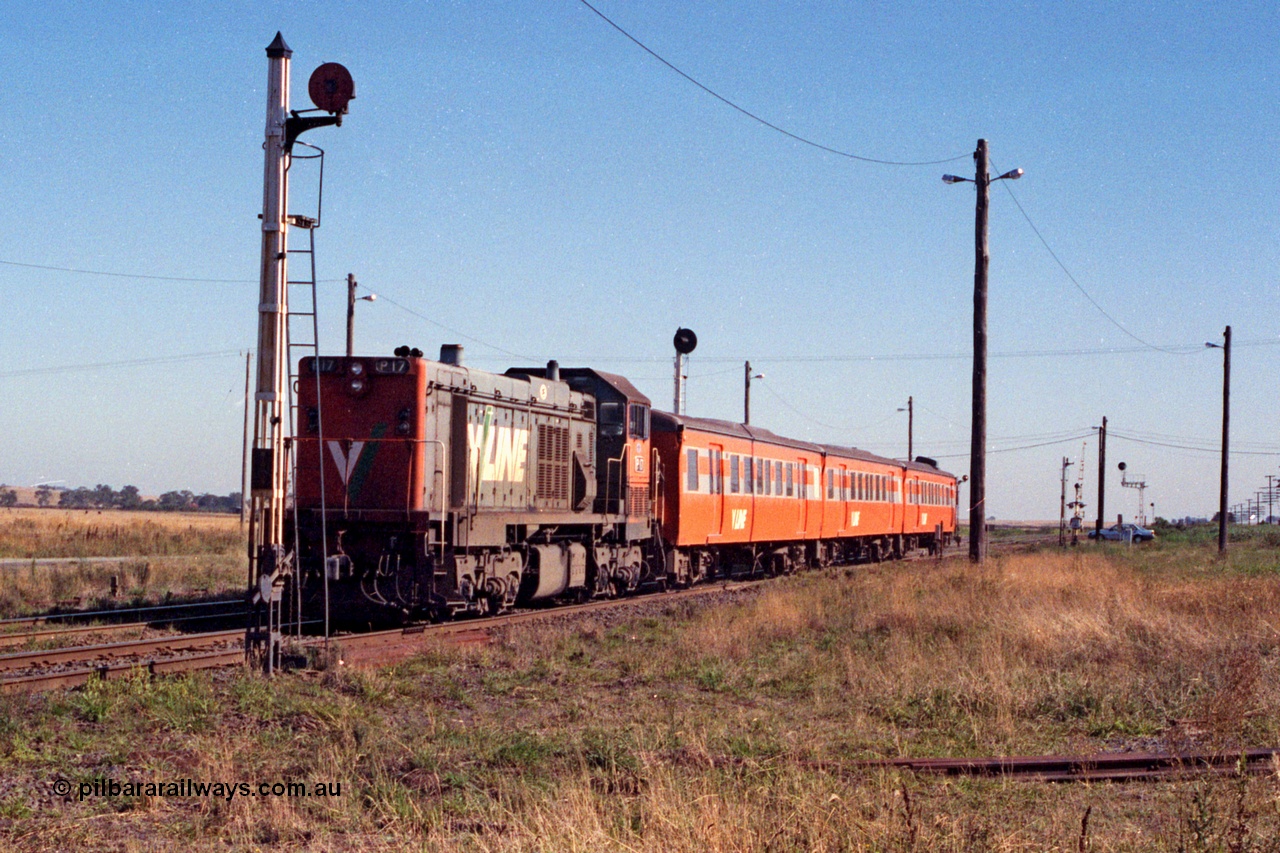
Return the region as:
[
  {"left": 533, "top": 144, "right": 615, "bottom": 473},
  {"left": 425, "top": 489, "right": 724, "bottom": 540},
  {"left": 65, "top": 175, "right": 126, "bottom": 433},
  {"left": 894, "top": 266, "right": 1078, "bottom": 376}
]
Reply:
[{"left": 603, "top": 443, "right": 630, "bottom": 521}]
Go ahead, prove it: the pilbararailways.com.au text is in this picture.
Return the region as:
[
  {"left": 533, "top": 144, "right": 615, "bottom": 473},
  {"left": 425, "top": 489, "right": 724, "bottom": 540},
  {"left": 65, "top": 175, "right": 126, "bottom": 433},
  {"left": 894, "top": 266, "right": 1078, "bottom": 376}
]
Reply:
[{"left": 57, "top": 778, "right": 342, "bottom": 803}]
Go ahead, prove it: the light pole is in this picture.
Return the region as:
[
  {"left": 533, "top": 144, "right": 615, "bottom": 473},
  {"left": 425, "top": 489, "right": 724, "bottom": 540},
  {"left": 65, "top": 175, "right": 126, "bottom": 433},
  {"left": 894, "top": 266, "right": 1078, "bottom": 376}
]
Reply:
[
  {"left": 1206, "top": 326, "right": 1230, "bottom": 553},
  {"left": 897, "top": 396, "right": 913, "bottom": 462},
  {"left": 346, "top": 273, "right": 376, "bottom": 357},
  {"left": 744, "top": 361, "right": 764, "bottom": 424},
  {"left": 944, "top": 139, "right": 1023, "bottom": 563}
]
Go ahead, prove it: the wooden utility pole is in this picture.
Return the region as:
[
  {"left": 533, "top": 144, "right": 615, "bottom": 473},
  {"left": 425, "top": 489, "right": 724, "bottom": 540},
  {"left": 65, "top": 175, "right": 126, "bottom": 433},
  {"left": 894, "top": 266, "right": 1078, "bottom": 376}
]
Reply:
[
  {"left": 346, "top": 273, "right": 357, "bottom": 357},
  {"left": 969, "top": 140, "right": 990, "bottom": 563},
  {"left": 1213, "top": 326, "right": 1230, "bottom": 553},
  {"left": 907, "top": 396, "right": 913, "bottom": 463},
  {"left": 943, "top": 140, "right": 1021, "bottom": 564},
  {"left": 744, "top": 361, "right": 752, "bottom": 425},
  {"left": 1095, "top": 417, "right": 1107, "bottom": 541},
  {"left": 1059, "top": 456, "right": 1070, "bottom": 546}
]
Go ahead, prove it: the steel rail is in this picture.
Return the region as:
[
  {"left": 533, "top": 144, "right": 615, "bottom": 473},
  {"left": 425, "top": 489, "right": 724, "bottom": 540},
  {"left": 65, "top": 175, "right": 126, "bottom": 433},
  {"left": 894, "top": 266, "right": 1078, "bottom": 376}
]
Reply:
[
  {"left": 860, "top": 749, "right": 1280, "bottom": 782},
  {"left": 0, "top": 620, "right": 153, "bottom": 650},
  {"left": 314, "top": 580, "right": 766, "bottom": 666},
  {"left": 0, "top": 629, "right": 244, "bottom": 674},
  {"left": 0, "top": 649, "right": 246, "bottom": 695}
]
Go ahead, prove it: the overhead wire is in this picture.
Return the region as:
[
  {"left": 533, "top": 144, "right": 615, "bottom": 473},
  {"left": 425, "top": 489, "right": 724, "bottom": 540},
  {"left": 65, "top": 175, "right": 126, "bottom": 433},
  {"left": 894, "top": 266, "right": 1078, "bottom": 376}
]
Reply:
[
  {"left": 0, "top": 350, "right": 243, "bottom": 379},
  {"left": 0, "top": 258, "right": 344, "bottom": 285},
  {"left": 576, "top": 0, "right": 969, "bottom": 167},
  {"left": 373, "top": 292, "right": 536, "bottom": 361},
  {"left": 989, "top": 160, "right": 1185, "bottom": 355}
]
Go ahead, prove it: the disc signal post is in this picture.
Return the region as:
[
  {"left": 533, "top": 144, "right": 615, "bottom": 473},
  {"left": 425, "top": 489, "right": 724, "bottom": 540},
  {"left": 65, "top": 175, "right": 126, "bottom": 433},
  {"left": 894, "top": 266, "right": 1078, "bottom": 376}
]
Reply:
[{"left": 246, "top": 33, "right": 354, "bottom": 673}]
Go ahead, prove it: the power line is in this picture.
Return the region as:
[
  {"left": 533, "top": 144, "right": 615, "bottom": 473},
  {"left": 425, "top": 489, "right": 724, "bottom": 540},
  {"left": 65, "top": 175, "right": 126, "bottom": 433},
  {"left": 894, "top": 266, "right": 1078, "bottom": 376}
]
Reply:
[
  {"left": 1109, "top": 430, "right": 1280, "bottom": 457},
  {"left": 577, "top": 0, "right": 969, "bottom": 167},
  {"left": 561, "top": 339, "right": 1279, "bottom": 364},
  {"left": 0, "top": 258, "right": 345, "bottom": 285},
  {"left": 932, "top": 432, "right": 1096, "bottom": 459},
  {"left": 755, "top": 379, "right": 903, "bottom": 434},
  {"left": 991, "top": 162, "right": 1182, "bottom": 355},
  {"left": 374, "top": 292, "right": 535, "bottom": 361},
  {"left": 0, "top": 350, "right": 244, "bottom": 379}
]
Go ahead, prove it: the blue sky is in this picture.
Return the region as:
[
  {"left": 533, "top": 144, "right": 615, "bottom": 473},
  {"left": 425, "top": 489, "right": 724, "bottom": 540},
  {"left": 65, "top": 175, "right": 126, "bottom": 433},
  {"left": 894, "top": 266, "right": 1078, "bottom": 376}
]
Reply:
[{"left": 2, "top": 1, "right": 1277, "bottom": 521}]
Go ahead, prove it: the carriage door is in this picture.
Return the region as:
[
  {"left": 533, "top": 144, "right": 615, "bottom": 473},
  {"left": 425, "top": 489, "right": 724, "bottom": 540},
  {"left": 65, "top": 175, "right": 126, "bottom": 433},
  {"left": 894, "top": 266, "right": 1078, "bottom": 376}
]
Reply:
[
  {"left": 709, "top": 445, "right": 725, "bottom": 537},
  {"left": 797, "top": 456, "right": 810, "bottom": 535}
]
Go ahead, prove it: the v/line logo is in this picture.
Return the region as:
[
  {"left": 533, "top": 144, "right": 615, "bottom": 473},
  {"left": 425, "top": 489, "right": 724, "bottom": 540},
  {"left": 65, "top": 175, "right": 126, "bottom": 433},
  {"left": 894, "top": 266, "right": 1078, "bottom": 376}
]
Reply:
[{"left": 467, "top": 422, "right": 530, "bottom": 483}]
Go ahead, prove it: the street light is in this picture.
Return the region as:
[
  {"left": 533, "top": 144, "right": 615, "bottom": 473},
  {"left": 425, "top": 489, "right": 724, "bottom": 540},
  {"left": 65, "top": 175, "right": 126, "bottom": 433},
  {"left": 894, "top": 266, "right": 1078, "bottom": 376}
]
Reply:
[
  {"left": 944, "top": 140, "right": 1022, "bottom": 563},
  {"left": 346, "top": 273, "right": 376, "bottom": 357},
  {"left": 1206, "top": 326, "right": 1230, "bottom": 553}
]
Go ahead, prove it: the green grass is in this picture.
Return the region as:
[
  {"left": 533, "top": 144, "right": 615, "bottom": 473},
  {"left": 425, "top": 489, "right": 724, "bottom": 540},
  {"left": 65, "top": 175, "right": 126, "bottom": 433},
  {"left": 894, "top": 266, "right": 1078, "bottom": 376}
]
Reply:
[{"left": 3, "top": 540, "right": 1280, "bottom": 849}]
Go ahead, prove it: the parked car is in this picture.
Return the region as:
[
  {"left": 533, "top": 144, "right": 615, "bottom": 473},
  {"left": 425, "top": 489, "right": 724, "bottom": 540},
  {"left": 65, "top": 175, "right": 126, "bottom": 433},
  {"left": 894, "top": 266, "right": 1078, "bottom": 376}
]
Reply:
[{"left": 1088, "top": 523, "right": 1155, "bottom": 542}]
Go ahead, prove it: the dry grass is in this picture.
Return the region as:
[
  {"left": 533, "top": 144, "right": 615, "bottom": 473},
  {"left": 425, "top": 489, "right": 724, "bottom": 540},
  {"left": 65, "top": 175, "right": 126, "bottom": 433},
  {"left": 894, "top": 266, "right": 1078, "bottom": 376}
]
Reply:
[
  {"left": 4, "top": 542, "right": 1280, "bottom": 850},
  {"left": 0, "top": 555, "right": 245, "bottom": 617},
  {"left": 0, "top": 509, "right": 246, "bottom": 616},
  {"left": 0, "top": 508, "right": 243, "bottom": 560}
]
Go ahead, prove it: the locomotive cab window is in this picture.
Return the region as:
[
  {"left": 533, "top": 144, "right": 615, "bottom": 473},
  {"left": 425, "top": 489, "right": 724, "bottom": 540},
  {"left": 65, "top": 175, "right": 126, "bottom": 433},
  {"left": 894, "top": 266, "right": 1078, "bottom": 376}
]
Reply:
[
  {"left": 628, "top": 404, "right": 649, "bottom": 439},
  {"left": 599, "top": 402, "right": 624, "bottom": 437}
]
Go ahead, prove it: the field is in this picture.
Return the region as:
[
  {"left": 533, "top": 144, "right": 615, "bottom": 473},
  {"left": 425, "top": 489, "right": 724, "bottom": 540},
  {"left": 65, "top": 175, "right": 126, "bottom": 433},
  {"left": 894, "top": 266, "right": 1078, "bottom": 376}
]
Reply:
[
  {"left": 0, "top": 509, "right": 245, "bottom": 615},
  {"left": 2, "top": 525, "right": 1280, "bottom": 850}
]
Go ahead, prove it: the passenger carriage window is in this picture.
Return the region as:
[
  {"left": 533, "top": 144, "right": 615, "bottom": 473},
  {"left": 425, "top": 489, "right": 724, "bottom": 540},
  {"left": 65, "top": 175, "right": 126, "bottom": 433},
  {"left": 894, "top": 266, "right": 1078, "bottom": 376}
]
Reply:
[
  {"left": 755, "top": 458, "right": 764, "bottom": 494},
  {"left": 686, "top": 449, "right": 699, "bottom": 492},
  {"left": 785, "top": 463, "right": 794, "bottom": 497},
  {"left": 744, "top": 457, "right": 754, "bottom": 494},
  {"left": 775, "top": 461, "right": 783, "bottom": 495},
  {"left": 711, "top": 449, "right": 723, "bottom": 494},
  {"left": 827, "top": 470, "right": 834, "bottom": 500},
  {"left": 730, "top": 456, "right": 740, "bottom": 493},
  {"left": 763, "top": 459, "right": 771, "bottom": 495}
]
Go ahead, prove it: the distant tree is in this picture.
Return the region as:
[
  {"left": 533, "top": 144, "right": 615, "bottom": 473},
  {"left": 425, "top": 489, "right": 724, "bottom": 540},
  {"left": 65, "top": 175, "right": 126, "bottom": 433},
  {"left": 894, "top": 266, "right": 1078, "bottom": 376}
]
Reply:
[
  {"left": 157, "top": 491, "right": 195, "bottom": 511},
  {"left": 35, "top": 487, "right": 52, "bottom": 507},
  {"left": 117, "top": 485, "right": 142, "bottom": 510},
  {"left": 0, "top": 489, "right": 16, "bottom": 508},
  {"left": 92, "top": 484, "right": 116, "bottom": 509},
  {"left": 59, "top": 487, "right": 93, "bottom": 508}
]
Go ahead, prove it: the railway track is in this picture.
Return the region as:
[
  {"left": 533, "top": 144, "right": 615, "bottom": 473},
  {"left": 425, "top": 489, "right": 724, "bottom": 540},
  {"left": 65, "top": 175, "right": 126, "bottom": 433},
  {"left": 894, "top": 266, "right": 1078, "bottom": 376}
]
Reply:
[
  {"left": 0, "top": 580, "right": 765, "bottom": 694},
  {"left": 864, "top": 748, "right": 1280, "bottom": 783}
]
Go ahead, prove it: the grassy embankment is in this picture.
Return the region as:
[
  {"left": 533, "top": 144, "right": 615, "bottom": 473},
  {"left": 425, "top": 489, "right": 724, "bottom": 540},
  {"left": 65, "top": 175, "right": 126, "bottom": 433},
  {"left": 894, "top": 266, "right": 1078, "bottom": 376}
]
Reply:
[
  {"left": 2, "top": 529, "right": 1280, "bottom": 850},
  {"left": 0, "top": 509, "right": 245, "bottom": 616}
]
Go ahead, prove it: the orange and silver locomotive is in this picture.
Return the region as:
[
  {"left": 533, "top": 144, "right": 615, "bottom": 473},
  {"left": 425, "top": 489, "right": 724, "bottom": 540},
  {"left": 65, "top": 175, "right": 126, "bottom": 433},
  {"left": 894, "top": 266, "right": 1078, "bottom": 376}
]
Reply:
[{"left": 291, "top": 345, "right": 956, "bottom": 622}]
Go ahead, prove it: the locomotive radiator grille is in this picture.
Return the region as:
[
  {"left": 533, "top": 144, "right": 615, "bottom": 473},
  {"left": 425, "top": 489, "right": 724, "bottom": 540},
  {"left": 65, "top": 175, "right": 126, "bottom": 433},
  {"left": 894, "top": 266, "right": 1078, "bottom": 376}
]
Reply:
[
  {"left": 536, "top": 422, "right": 570, "bottom": 504},
  {"left": 628, "top": 485, "right": 650, "bottom": 518}
]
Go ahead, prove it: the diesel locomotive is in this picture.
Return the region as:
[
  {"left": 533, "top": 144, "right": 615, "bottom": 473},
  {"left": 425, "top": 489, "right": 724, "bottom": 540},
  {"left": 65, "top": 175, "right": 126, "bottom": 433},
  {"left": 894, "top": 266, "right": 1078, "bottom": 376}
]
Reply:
[{"left": 290, "top": 345, "right": 957, "bottom": 622}]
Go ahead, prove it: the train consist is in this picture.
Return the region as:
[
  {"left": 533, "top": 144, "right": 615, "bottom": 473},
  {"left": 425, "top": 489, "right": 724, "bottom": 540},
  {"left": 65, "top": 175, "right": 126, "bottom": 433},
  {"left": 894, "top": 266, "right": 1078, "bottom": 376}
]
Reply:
[{"left": 291, "top": 346, "right": 957, "bottom": 621}]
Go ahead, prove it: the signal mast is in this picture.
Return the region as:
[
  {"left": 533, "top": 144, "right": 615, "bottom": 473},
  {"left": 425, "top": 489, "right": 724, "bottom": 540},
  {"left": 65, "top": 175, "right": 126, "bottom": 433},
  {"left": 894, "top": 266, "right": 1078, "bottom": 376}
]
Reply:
[
  {"left": 246, "top": 33, "right": 354, "bottom": 672},
  {"left": 1118, "top": 462, "right": 1149, "bottom": 527}
]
